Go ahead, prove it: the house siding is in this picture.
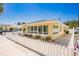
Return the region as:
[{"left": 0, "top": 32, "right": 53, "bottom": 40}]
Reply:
[{"left": 19, "top": 20, "right": 68, "bottom": 40}]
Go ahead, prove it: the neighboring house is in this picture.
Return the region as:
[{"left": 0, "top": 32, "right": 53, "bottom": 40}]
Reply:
[
  {"left": 0, "top": 24, "right": 16, "bottom": 31},
  {"left": 17, "top": 20, "right": 68, "bottom": 40}
]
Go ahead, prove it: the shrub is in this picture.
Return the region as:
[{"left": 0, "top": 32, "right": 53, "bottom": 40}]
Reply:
[
  {"left": 18, "top": 33, "right": 21, "bottom": 36},
  {"left": 44, "top": 36, "right": 52, "bottom": 41},
  {"left": 52, "top": 40, "right": 55, "bottom": 42},
  {"left": 28, "top": 34, "right": 32, "bottom": 37},
  {"left": 34, "top": 35, "right": 41, "bottom": 39},
  {"left": 22, "top": 34, "right": 28, "bottom": 36},
  {"left": 40, "top": 37, "right": 45, "bottom": 41}
]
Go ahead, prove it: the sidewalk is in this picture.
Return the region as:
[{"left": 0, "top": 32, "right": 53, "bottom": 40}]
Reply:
[{"left": 0, "top": 35, "right": 39, "bottom": 56}]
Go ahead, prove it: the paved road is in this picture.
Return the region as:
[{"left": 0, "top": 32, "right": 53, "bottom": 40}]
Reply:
[{"left": 0, "top": 35, "right": 40, "bottom": 56}]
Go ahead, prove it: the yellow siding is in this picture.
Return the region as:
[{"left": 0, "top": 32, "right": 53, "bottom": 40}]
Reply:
[{"left": 20, "top": 20, "right": 68, "bottom": 40}]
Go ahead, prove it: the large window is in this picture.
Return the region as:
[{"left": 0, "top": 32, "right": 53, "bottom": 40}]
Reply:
[
  {"left": 27, "top": 25, "right": 48, "bottom": 35},
  {"left": 38, "top": 26, "right": 42, "bottom": 34},
  {"left": 53, "top": 25, "right": 59, "bottom": 34},
  {"left": 43, "top": 26, "right": 48, "bottom": 34},
  {"left": 34, "top": 26, "right": 37, "bottom": 34},
  {"left": 19, "top": 28, "right": 22, "bottom": 31},
  {"left": 31, "top": 26, "right": 33, "bottom": 33},
  {"left": 53, "top": 25, "right": 58, "bottom": 29}
]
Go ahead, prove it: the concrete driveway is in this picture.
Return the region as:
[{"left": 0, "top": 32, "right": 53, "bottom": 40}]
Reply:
[{"left": 0, "top": 35, "right": 39, "bottom": 56}]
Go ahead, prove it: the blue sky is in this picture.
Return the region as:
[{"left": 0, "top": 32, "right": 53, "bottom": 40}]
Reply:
[{"left": 0, "top": 3, "right": 79, "bottom": 24}]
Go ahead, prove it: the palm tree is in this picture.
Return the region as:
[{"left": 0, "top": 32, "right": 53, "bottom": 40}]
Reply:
[
  {"left": 0, "top": 3, "right": 3, "bottom": 15},
  {"left": 64, "top": 20, "right": 78, "bottom": 28},
  {"left": 17, "top": 22, "right": 21, "bottom": 25},
  {"left": 22, "top": 22, "right": 26, "bottom": 24}
]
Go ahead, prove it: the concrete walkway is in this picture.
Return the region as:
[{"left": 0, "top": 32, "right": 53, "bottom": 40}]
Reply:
[{"left": 0, "top": 35, "right": 40, "bottom": 56}]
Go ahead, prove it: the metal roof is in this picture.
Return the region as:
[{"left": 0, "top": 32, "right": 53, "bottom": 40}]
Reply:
[{"left": 27, "top": 19, "right": 57, "bottom": 24}]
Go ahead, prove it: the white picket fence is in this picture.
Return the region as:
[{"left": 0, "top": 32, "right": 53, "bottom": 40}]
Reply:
[{"left": 5, "top": 32, "right": 76, "bottom": 56}]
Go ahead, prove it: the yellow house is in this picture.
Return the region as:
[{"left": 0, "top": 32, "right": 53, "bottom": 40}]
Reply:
[{"left": 20, "top": 20, "right": 68, "bottom": 39}]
